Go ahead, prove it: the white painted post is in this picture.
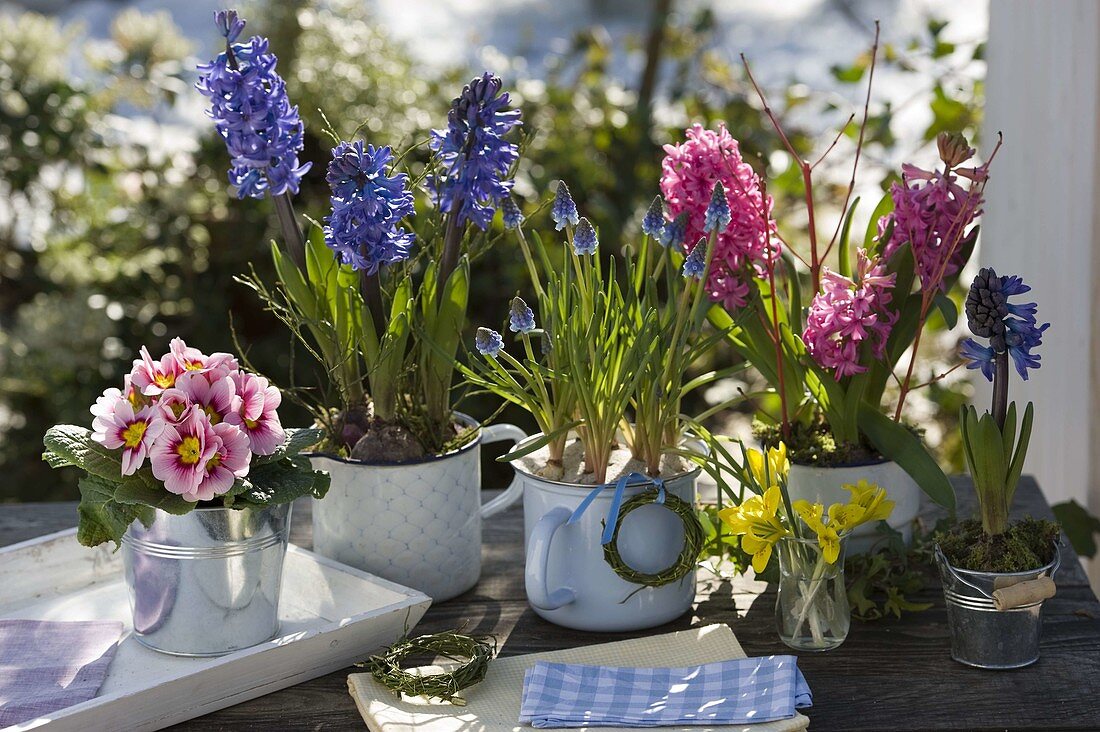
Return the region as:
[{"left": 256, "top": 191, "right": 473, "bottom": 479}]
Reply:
[{"left": 982, "top": 0, "right": 1100, "bottom": 585}]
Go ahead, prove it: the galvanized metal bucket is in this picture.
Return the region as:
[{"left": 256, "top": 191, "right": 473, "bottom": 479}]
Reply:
[
  {"left": 935, "top": 543, "right": 1060, "bottom": 669},
  {"left": 121, "top": 503, "right": 291, "bottom": 657}
]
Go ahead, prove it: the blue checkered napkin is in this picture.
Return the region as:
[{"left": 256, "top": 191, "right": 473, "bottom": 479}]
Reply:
[{"left": 519, "top": 656, "right": 811, "bottom": 728}]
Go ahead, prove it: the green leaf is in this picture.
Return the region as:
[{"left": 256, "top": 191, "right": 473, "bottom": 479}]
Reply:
[
  {"left": 932, "top": 290, "right": 958, "bottom": 329},
  {"left": 495, "top": 420, "right": 581, "bottom": 462},
  {"left": 1005, "top": 402, "right": 1034, "bottom": 507},
  {"left": 236, "top": 455, "right": 330, "bottom": 505},
  {"left": 1052, "top": 499, "right": 1100, "bottom": 559},
  {"left": 837, "top": 196, "right": 859, "bottom": 279},
  {"left": 113, "top": 478, "right": 194, "bottom": 515},
  {"left": 859, "top": 404, "right": 956, "bottom": 511},
  {"left": 76, "top": 474, "right": 152, "bottom": 549},
  {"left": 43, "top": 425, "right": 160, "bottom": 493},
  {"left": 253, "top": 427, "right": 325, "bottom": 466}
]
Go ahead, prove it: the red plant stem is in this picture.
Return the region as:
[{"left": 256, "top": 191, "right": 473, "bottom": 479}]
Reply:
[{"left": 741, "top": 55, "right": 822, "bottom": 292}]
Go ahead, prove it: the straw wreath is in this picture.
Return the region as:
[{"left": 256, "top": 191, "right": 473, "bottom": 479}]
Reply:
[
  {"left": 602, "top": 489, "right": 705, "bottom": 587},
  {"left": 362, "top": 630, "right": 496, "bottom": 705}
]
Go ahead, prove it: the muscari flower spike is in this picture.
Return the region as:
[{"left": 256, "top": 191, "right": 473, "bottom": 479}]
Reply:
[
  {"left": 509, "top": 297, "right": 536, "bottom": 333},
  {"left": 961, "top": 267, "right": 1048, "bottom": 381},
  {"left": 429, "top": 72, "right": 522, "bottom": 230},
  {"left": 573, "top": 217, "right": 598, "bottom": 255},
  {"left": 551, "top": 181, "right": 580, "bottom": 231},
  {"left": 683, "top": 238, "right": 708, "bottom": 279},
  {"left": 703, "top": 180, "right": 731, "bottom": 234},
  {"left": 662, "top": 211, "right": 689, "bottom": 250},
  {"left": 475, "top": 327, "right": 504, "bottom": 357},
  {"left": 642, "top": 196, "right": 667, "bottom": 241},
  {"left": 196, "top": 11, "right": 311, "bottom": 200},
  {"left": 323, "top": 141, "right": 415, "bottom": 274},
  {"left": 501, "top": 196, "right": 525, "bottom": 229}
]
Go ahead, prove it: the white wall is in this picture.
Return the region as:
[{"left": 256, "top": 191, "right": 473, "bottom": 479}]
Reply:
[{"left": 982, "top": 0, "right": 1100, "bottom": 583}]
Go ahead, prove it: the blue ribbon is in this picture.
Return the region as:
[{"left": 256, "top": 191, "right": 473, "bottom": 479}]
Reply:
[{"left": 566, "top": 471, "right": 667, "bottom": 545}]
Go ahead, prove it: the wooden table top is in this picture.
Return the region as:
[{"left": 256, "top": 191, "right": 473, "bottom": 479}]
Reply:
[{"left": 3, "top": 476, "right": 1099, "bottom": 731}]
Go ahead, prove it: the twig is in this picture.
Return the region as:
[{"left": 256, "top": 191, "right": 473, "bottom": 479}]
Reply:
[{"left": 811, "top": 114, "right": 855, "bottom": 170}]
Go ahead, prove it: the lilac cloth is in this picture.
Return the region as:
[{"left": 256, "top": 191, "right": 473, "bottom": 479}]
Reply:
[{"left": 0, "top": 619, "right": 123, "bottom": 728}]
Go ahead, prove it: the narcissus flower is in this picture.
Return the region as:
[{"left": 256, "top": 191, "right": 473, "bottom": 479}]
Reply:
[{"left": 718, "top": 484, "right": 790, "bottom": 573}]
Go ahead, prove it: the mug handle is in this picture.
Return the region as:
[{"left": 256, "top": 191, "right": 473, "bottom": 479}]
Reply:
[
  {"left": 479, "top": 424, "right": 528, "bottom": 519},
  {"left": 525, "top": 506, "right": 577, "bottom": 610}
]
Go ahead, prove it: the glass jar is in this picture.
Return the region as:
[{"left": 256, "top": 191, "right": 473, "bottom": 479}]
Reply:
[{"left": 775, "top": 535, "right": 850, "bottom": 651}]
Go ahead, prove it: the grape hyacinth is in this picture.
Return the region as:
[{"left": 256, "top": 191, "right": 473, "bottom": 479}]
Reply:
[
  {"left": 429, "top": 72, "right": 522, "bottom": 230},
  {"left": 196, "top": 11, "right": 311, "bottom": 199},
  {"left": 961, "top": 268, "right": 1048, "bottom": 382},
  {"left": 642, "top": 196, "right": 668, "bottom": 241},
  {"left": 682, "top": 238, "right": 708, "bottom": 279},
  {"left": 703, "top": 181, "right": 732, "bottom": 234},
  {"left": 502, "top": 196, "right": 525, "bottom": 229},
  {"left": 322, "top": 141, "right": 415, "bottom": 274},
  {"left": 660, "top": 124, "right": 778, "bottom": 310},
  {"left": 509, "top": 297, "right": 536, "bottom": 333},
  {"left": 573, "top": 217, "right": 599, "bottom": 255},
  {"left": 552, "top": 181, "right": 580, "bottom": 231},
  {"left": 476, "top": 327, "right": 504, "bottom": 357},
  {"left": 662, "top": 212, "right": 689, "bottom": 250},
  {"left": 802, "top": 250, "right": 898, "bottom": 379},
  {"left": 878, "top": 137, "right": 988, "bottom": 290}
]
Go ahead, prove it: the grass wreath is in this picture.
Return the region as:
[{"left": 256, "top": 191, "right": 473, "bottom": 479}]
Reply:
[
  {"left": 361, "top": 630, "right": 496, "bottom": 705},
  {"left": 602, "top": 488, "right": 705, "bottom": 587}
]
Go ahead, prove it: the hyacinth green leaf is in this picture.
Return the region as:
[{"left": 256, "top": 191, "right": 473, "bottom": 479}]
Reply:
[
  {"left": 837, "top": 196, "right": 859, "bottom": 279},
  {"left": 1000, "top": 402, "right": 1018, "bottom": 463},
  {"left": 859, "top": 404, "right": 955, "bottom": 511},
  {"left": 270, "top": 240, "right": 315, "bottom": 319},
  {"left": 973, "top": 411, "right": 1007, "bottom": 510},
  {"left": 932, "top": 290, "right": 958, "bottom": 329},
  {"left": 864, "top": 191, "right": 895, "bottom": 256},
  {"left": 1006, "top": 402, "right": 1034, "bottom": 508}
]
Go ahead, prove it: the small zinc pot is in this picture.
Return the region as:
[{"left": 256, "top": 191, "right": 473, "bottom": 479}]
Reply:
[
  {"left": 310, "top": 415, "right": 526, "bottom": 602},
  {"left": 121, "top": 502, "right": 291, "bottom": 657},
  {"left": 935, "top": 544, "right": 1060, "bottom": 669},
  {"left": 519, "top": 435, "right": 703, "bottom": 632},
  {"left": 787, "top": 459, "right": 920, "bottom": 552}
]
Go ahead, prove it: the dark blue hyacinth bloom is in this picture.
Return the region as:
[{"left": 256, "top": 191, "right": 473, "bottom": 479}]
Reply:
[
  {"left": 573, "top": 217, "right": 598, "bottom": 255},
  {"left": 509, "top": 297, "right": 536, "bottom": 333},
  {"left": 961, "top": 267, "right": 1048, "bottom": 381},
  {"left": 323, "top": 141, "right": 415, "bottom": 274},
  {"left": 476, "top": 327, "right": 504, "bottom": 357},
  {"left": 501, "top": 196, "right": 525, "bottom": 230},
  {"left": 642, "top": 196, "right": 667, "bottom": 241},
  {"left": 197, "top": 13, "right": 311, "bottom": 200},
  {"left": 552, "top": 181, "right": 579, "bottom": 231},
  {"left": 703, "top": 181, "right": 731, "bottom": 234},
  {"left": 429, "top": 73, "right": 521, "bottom": 230},
  {"left": 683, "top": 238, "right": 708, "bottom": 279}
]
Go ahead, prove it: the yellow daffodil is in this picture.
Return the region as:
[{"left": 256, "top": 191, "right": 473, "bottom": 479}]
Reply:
[
  {"left": 743, "top": 443, "right": 790, "bottom": 490},
  {"left": 841, "top": 480, "right": 895, "bottom": 529},
  {"left": 719, "top": 484, "right": 790, "bottom": 573}
]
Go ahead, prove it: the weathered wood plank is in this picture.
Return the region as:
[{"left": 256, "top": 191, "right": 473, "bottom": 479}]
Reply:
[{"left": 2, "top": 477, "right": 1099, "bottom": 731}]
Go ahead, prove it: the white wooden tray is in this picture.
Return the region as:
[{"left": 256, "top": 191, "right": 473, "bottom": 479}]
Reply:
[{"left": 0, "top": 528, "right": 431, "bottom": 732}]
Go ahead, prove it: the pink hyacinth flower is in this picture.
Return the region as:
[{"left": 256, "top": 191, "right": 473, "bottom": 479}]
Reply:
[
  {"left": 660, "top": 123, "right": 779, "bottom": 310},
  {"left": 150, "top": 406, "right": 218, "bottom": 500},
  {"left": 226, "top": 372, "right": 285, "bottom": 455},
  {"left": 131, "top": 346, "right": 182, "bottom": 397},
  {"left": 802, "top": 249, "right": 897, "bottom": 380},
  {"left": 177, "top": 372, "right": 236, "bottom": 425},
  {"left": 92, "top": 401, "right": 166, "bottom": 477},
  {"left": 194, "top": 422, "right": 252, "bottom": 500}
]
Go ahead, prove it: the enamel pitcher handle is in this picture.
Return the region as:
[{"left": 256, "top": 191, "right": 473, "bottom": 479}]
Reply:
[
  {"left": 480, "top": 424, "right": 527, "bottom": 519},
  {"left": 525, "top": 506, "right": 577, "bottom": 610}
]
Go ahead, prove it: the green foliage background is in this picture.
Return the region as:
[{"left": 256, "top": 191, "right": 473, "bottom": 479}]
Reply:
[{"left": 0, "top": 1, "right": 984, "bottom": 502}]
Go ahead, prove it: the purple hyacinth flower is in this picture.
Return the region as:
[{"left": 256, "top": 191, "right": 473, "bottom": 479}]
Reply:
[
  {"left": 323, "top": 141, "right": 415, "bottom": 274},
  {"left": 509, "top": 297, "right": 536, "bottom": 333},
  {"left": 682, "top": 238, "right": 708, "bottom": 279},
  {"left": 962, "top": 269, "right": 1048, "bottom": 381},
  {"left": 476, "top": 327, "right": 504, "bottom": 357},
  {"left": 573, "top": 217, "right": 598, "bottom": 255},
  {"left": 552, "top": 181, "right": 580, "bottom": 231},
  {"left": 214, "top": 9, "right": 245, "bottom": 42},
  {"left": 429, "top": 72, "right": 522, "bottom": 230}
]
